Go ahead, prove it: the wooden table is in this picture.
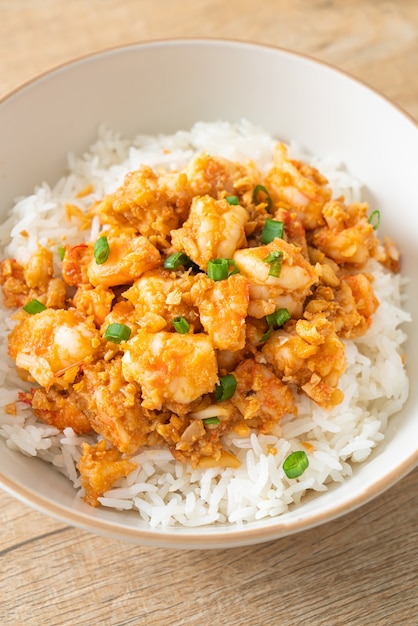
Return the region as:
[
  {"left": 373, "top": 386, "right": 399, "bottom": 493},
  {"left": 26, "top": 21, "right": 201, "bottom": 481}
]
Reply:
[{"left": 1, "top": 2, "right": 417, "bottom": 624}]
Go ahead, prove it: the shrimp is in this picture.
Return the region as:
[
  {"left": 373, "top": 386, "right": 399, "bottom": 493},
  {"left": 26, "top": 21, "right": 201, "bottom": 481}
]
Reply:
[
  {"left": 30, "top": 387, "right": 92, "bottom": 434},
  {"left": 273, "top": 208, "right": 309, "bottom": 258},
  {"left": 311, "top": 200, "right": 378, "bottom": 266},
  {"left": 261, "top": 315, "right": 346, "bottom": 408},
  {"left": 78, "top": 439, "right": 137, "bottom": 507},
  {"left": 303, "top": 276, "right": 378, "bottom": 340},
  {"left": 61, "top": 243, "right": 92, "bottom": 287},
  {"left": 191, "top": 273, "right": 250, "bottom": 351},
  {"left": 0, "top": 247, "right": 67, "bottom": 309},
  {"left": 184, "top": 152, "right": 260, "bottom": 201},
  {"left": 233, "top": 237, "right": 317, "bottom": 318},
  {"left": 72, "top": 284, "right": 114, "bottom": 327},
  {"left": 265, "top": 142, "right": 332, "bottom": 229},
  {"left": 93, "top": 165, "right": 191, "bottom": 242},
  {"left": 71, "top": 357, "right": 153, "bottom": 454},
  {"left": 230, "top": 359, "right": 297, "bottom": 431},
  {"left": 170, "top": 195, "right": 249, "bottom": 271},
  {"left": 100, "top": 300, "right": 138, "bottom": 338},
  {"left": 8, "top": 308, "right": 102, "bottom": 388},
  {"left": 87, "top": 228, "right": 161, "bottom": 288},
  {"left": 123, "top": 269, "right": 200, "bottom": 332},
  {"left": 121, "top": 329, "right": 219, "bottom": 410}
]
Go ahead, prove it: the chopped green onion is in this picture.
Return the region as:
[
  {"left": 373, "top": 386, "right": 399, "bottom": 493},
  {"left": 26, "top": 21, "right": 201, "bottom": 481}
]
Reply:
[
  {"left": 172, "top": 316, "right": 190, "bottom": 334},
  {"left": 368, "top": 210, "right": 381, "bottom": 230},
  {"left": 203, "top": 416, "right": 221, "bottom": 425},
  {"left": 261, "top": 219, "right": 284, "bottom": 244},
  {"left": 207, "top": 258, "right": 239, "bottom": 281},
  {"left": 58, "top": 245, "right": 66, "bottom": 261},
  {"left": 94, "top": 235, "right": 110, "bottom": 265},
  {"left": 253, "top": 184, "right": 272, "bottom": 213},
  {"left": 260, "top": 308, "right": 291, "bottom": 343},
  {"left": 104, "top": 323, "right": 131, "bottom": 344},
  {"left": 226, "top": 195, "right": 239, "bottom": 205},
  {"left": 164, "top": 251, "right": 193, "bottom": 270},
  {"left": 283, "top": 450, "right": 309, "bottom": 478},
  {"left": 263, "top": 250, "right": 283, "bottom": 277},
  {"left": 215, "top": 374, "right": 237, "bottom": 402},
  {"left": 23, "top": 299, "right": 47, "bottom": 314}
]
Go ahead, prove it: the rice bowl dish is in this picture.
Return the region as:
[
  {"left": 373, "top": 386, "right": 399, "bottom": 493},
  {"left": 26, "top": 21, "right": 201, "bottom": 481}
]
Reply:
[
  {"left": 0, "top": 120, "right": 410, "bottom": 528},
  {"left": 0, "top": 40, "right": 417, "bottom": 549}
]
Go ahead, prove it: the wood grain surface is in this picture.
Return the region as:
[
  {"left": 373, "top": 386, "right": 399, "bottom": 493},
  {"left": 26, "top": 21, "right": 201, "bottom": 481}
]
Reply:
[{"left": 1, "top": 2, "right": 417, "bottom": 625}]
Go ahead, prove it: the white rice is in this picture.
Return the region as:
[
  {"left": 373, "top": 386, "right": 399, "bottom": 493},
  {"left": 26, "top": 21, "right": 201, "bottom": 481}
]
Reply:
[{"left": 0, "top": 120, "right": 410, "bottom": 527}]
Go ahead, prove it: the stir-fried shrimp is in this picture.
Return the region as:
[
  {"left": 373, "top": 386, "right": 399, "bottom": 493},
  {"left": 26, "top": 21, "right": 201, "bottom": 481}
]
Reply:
[
  {"left": 191, "top": 273, "right": 250, "bottom": 351},
  {"left": 29, "top": 387, "right": 92, "bottom": 434},
  {"left": 2, "top": 137, "right": 395, "bottom": 507},
  {"left": 303, "top": 274, "right": 378, "bottom": 340},
  {"left": 122, "top": 329, "right": 219, "bottom": 410},
  {"left": 71, "top": 357, "right": 153, "bottom": 454},
  {"left": 233, "top": 238, "right": 317, "bottom": 318},
  {"left": 261, "top": 316, "right": 346, "bottom": 408},
  {"left": 61, "top": 243, "right": 92, "bottom": 287},
  {"left": 87, "top": 228, "right": 161, "bottom": 287},
  {"left": 93, "top": 165, "right": 192, "bottom": 243},
  {"left": 8, "top": 308, "right": 101, "bottom": 388},
  {"left": 265, "top": 143, "right": 332, "bottom": 229},
  {"left": 274, "top": 208, "right": 309, "bottom": 258},
  {"left": 184, "top": 153, "right": 259, "bottom": 201},
  {"left": 123, "top": 269, "right": 199, "bottom": 332},
  {"left": 171, "top": 195, "right": 248, "bottom": 270},
  {"left": 230, "top": 359, "right": 297, "bottom": 429},
  {"left": 0, "top": 247, "right": 67, "bottom": 309},
  {"left": 311, "top": 200, "right": 377, "bottom": 265},
  {"left": 73, "top": 284, "right": 114, "bottom": 327}
]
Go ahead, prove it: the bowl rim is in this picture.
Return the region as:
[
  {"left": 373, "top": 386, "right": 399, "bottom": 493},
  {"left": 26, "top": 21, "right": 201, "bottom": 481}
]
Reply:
[{"left": 1, "top": 37, "right": 417, "bottom": 549}]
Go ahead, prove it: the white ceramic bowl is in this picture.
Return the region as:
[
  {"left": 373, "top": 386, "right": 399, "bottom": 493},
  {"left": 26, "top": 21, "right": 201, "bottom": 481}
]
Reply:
[{"left": 1, "top": 39, "right": 417, "bottom": 549}]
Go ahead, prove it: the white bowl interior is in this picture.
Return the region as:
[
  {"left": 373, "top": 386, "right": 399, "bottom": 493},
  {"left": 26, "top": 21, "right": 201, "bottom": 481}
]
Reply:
[{"left": 1, "top": 40, "right": 417, "bottom": 548}]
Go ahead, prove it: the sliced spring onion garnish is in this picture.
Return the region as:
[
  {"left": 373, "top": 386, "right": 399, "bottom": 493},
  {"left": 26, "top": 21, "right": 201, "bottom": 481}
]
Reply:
[
  {"left": 368, "top": 210, "right": 381, "bottom": 230},
  {"left": 163, "top": 251, "right": 193, "bottom": 270},
  {"left": 207, "top": 258, "right": 239, "bottom": 281},
  {"left": 214, "top": 374, "right": 237, "bottom": 402},
  {"left": 262, "top": 250, "right": 283, "bottom": 277},
  {"left": 226, "top": 195, "right": 239, "bottom": 205},
  {"left": 203, "top": 416, "right": 221, "bottom": 425},
  {"left": 23, "top": 299, "right": 47, "bottom": 314},
  {"left": 172, "top": 316, "right": 190, "bottom": 334},
  {"left": 58, "top": 245, "right": 66, "bottom": 261},
  {"left": 283, "top": 450, "right": 309, "bottom": 478},
  {"left": 261, "top": 219, "right": 284, "bottom": 244},
  {"left": 94, "top": 235, "right": 110, "bottom": 265},
  {"left": 104, "top": 322, "right": 131, "bottom": 344},
  {"left": 253, "top": 184, "right": 272, "bottom": 213},
  {"left": 260, "top": 308, "right": 291, "bottom": 343}
]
